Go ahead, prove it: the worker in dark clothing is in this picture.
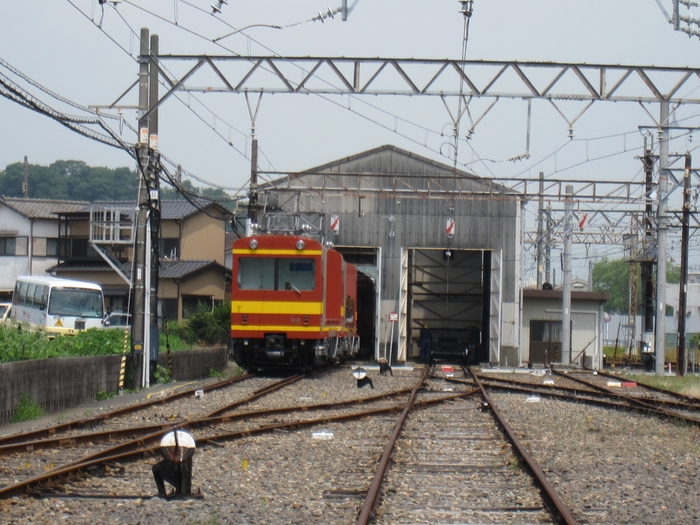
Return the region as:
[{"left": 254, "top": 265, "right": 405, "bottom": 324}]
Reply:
[
  {"left": 152, "top": 457, "right": 192, "bottom": 498},
  {"left": 419, "top": 323, "right": 432, "bottom": 364},
  {"left": 152, "top": 430, "right": 195, "bottom": 498}
]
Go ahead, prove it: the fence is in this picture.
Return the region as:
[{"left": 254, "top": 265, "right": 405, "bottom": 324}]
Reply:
[{"left": 0, "top": 347, "right": 228, "bottom": 426}]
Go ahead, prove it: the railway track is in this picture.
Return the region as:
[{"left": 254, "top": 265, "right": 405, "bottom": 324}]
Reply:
[
  {"left": 2, "top": 364, "right": 699, "bottom": 524},
  {"left": 350, "top": 366, "right": 577, "bottom": 525},
  {"left": 0, "top": 367, "right": 420, "bottom": 501}
]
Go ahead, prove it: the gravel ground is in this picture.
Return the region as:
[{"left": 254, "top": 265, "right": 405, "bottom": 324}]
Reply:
[{"left": 1, "top": 365, "right": 699, "bottom": 525}]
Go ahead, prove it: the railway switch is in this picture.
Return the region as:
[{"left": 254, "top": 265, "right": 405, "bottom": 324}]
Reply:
[{"left": 152, "top": 430, "right": 196, "bottom": 498}]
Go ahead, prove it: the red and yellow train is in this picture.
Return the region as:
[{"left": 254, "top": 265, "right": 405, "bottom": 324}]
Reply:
[{"left": 230, "top": 234, "right": 359, "bottom": 371}]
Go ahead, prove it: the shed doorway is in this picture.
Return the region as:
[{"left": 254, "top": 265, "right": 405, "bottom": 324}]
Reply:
[
  {"left": 335, "top": 246, "right": 379, "bottom": 360},
  {"left": 401, "top": 248, "right": 490, "bottom": 364},
  {"left": 529, "top": 320, "right": 562, "bottom": 365}
]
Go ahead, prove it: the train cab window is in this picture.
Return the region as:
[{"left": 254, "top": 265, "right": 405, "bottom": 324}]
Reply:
[
  {"left": 239, "top": 258, "right": 276, "bottom": 290},
  {"left": 238, "top": 257, "right": 315, "bottom": 291}
]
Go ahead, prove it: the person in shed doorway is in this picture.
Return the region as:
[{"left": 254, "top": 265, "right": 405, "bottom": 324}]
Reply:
[{"left": 419, "top": 323, "right": 432, "bottom": 364}]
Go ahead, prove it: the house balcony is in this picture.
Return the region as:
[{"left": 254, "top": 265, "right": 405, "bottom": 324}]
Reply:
[{"left": 89, "top": 205, "right": 134, "bottom": 246}]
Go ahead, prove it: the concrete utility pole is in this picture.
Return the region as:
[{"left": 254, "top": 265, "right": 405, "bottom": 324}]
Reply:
[
  {"left": 22, "top": 156, "right": 29, "bottom": 197},
  {"left": 656, "top": 102, "right": 670, "bottom": 376},
  {"left": 643, "top": 145, "right": 656, "bottom": 338},
  {"left": 677, "top": 153, "right": 691, "bottom": 377},
  {"left": 562, "top": 185, "right": 573, "bottom": 365},
  {"left": 536, "top": 172, "right": 544, "bottom": 289},
  {"left": 132, "top": 28, "right": 161, "bottom": 389},
  {"left": 545, "top": 203, "right": 552, "bottom": 285}
]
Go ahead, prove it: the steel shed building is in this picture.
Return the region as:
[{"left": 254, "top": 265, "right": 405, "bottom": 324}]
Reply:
[{"left": 254, "top": 145, "right": 522, "bottom": 365}]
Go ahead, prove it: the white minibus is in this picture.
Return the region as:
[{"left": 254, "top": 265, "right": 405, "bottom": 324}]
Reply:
[{"left": 10, "top": 276, "right": 105, "bottom": 336}]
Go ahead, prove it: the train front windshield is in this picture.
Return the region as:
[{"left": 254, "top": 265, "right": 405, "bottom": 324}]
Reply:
[
  {"left": 238, "top": 258, "right": 316, "bottom": 291},
  {"left": 48, "top": 288, "right": 104, "bottom": 318}
]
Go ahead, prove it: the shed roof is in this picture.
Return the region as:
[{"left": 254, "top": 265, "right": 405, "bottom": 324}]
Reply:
[
  {"left": 260, "top": 144, "right": 516, "bottom": 195},
  {"left": 523, "top": 289, "right": 609, "bottom": 302}
]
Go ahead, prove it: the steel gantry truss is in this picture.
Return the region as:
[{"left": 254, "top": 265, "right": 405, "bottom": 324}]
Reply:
[
  {"left": 110, "top": 48, "right": 700, "bottom": 376},
  {"left": 114, "top": 52, "right": 700, "bottom": 245},
  {"left": 130, "top": 57, "right": 700, "bottom": 121}
]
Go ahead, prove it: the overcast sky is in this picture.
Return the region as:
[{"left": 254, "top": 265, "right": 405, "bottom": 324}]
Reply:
[{"left": 2, "top": 1, "right": 699, "bottom": 281}]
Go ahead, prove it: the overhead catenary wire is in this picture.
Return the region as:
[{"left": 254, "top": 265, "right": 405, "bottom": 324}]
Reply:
[{"left": 71, "top": 0, "right": 700, "bottom": 188}]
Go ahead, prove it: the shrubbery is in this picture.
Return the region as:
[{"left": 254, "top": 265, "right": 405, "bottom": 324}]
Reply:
[
  {"left": 0, "top": 325, "right": 126, "bottom": 363},
  {"left": 0, "top": 302, "right": 230, "bottom": 363},
  {"left": 162, "top": 302, "right": 230, "bottom": 348}
]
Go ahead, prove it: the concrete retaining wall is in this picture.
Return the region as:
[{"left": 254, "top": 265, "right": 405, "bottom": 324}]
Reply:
[{"left": 0, "top": 347, "right": 228, "bottom": 425}]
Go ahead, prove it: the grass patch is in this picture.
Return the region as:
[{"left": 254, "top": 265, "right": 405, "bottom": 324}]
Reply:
[
  {"left": 96, "top": 391, "right": 115, "bottom": 401},
  {"left": 622, "top": 373, "right": 700, "bottom": 398},
  {"left": 12, "top": 393, "right": 45, "bottom": 423}
]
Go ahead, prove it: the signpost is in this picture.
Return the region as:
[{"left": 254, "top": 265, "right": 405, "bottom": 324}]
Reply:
[{"left": 387, "top": 312, "right": 398, "bottom": 366}]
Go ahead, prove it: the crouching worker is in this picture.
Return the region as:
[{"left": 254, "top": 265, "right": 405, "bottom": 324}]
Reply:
[{"left": 153, "top": 429, "right": 196, "bottom": 498}]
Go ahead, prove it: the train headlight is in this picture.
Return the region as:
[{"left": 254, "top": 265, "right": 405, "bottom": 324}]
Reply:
[
  {"left": 249, "top": 239, "right": 258, "bottom": 250},
  {"left": 295, "top": 239, "right": 305, "bottom": 250}
]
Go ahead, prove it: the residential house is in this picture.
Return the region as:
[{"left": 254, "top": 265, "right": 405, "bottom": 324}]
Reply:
[
  {"left": 48, "top": 199, "right": 231, "bottom": 323},
  {"left": 0, "top": 197, "right": 231, "bottom": 322},
  {"left": 0, "top": 197, "right": 87, "bottom": 302}
]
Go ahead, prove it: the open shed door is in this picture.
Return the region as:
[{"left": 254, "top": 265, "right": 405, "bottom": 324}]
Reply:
[
  {"left": 398, "top": 248, "right": 409, "bottom": 361},
  {"left": 489, "top": 250, "right": 502, "bottom": 364}
]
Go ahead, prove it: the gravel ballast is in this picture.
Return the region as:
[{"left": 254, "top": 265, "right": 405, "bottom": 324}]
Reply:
[{"left": 1, "top": 365, "right": 699, "bottom": 524}]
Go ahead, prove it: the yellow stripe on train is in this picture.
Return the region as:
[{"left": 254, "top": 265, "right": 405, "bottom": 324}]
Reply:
[
  {"left": 231, "top": 325, "right": 343, "bottom": 332},
  {"left": 231, "top": 301, "right": 323, "bottom": 314}
]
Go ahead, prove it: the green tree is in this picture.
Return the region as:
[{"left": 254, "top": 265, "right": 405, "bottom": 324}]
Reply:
[
  {"left": 667, "top": 262, "right": 681, "bottom": 284},
  {"left": 592, "top": 257, "right": 682, "bottom": 315},
  {"left": 0, "top": 160, "right": 138, "bottom": 201},
  {"left": 0, "top": 159, "right": 230, "bottom": 204},
  {"left": 592, "top": 258, "right": 630, "bottom": 314}
]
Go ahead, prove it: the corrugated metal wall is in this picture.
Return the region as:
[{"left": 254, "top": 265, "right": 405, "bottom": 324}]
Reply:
[{"left": 260, "top": 146, "right": 521, "bottom": 363}]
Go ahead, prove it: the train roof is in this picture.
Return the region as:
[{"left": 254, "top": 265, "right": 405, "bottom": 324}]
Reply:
[
  {"left": 233, "top": 234, "right": 326, "bottom": 253},
  {"left": 15, "top": 275, "right": 103, "bottom": 291}
]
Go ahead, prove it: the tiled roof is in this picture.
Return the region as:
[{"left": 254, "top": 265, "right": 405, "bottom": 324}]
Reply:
[
  {"left": 0, "top": 197, "right": 88, "bottom": 219},
  {"left": 160, "top": 260, "right": 228, "bottom": 279},
  {"left": 160, "top": 200, "right": 232, "bottom": 220},
  {"left": 48, "top": 259, "right": 229, "bottom": 280},
  {"left": 67, "top": 199, "right": 232, "bottom": 220},
  {"left": 47, "top": 261, "right": 131, "bottom": 275}
]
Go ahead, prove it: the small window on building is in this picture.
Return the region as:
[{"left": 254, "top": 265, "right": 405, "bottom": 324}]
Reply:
[
  {"left": 161, "top": 298, "right": 179, "bottom": 324},
  {"left": 46, "top": 238, "right": 59, "bottom": 257},
  {"left": 33, "top": 238, "right": 60, "bottom": 257},
  {"left": 182, "top": 295, "right": 213, "bottom": 319},
  {"left": 0, "top": 237, "right": 16, "bottom": 256},
  {"left": 159, "top": 238, "right": 179, "bottom": 260},
  {"left": 33, "top": 238, "right": 47, "bottom": 257}
]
